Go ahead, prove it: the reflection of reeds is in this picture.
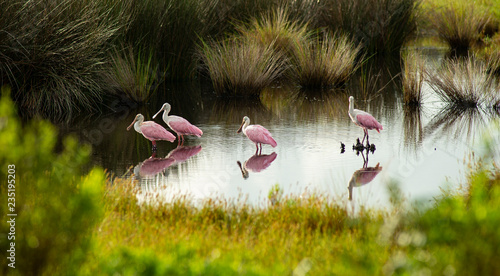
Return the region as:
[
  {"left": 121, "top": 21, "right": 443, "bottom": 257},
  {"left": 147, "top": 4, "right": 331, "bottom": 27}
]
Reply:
[
  {"left": 429, "top": 3, "right": 490, "bottom": 55},
  {"left": 426, "top": 56, "right": 495, "bottom": 108},
  {"left": 403, "top": 105, "right": 423, "bottom": 151},
  {"left": 402, "top": 51, "right": 425, "bottom": 106},
  {"left": 290, "top": 33, "right": 361, "bottom": 89},
  {"left": 199, "top": 38, "right": 287, "bottom": 97},
  {"left": 424, "top": 106, "right": 491, "bottom": 141}
]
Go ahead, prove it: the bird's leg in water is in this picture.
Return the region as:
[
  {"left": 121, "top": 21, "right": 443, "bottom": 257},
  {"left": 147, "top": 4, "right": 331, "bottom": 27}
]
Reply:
[
  {"left": 152, "top": 141, "right": 157, "bottom": 152},
  {"left": 361, "top": 129, "right": 367, "bottom": 145}
]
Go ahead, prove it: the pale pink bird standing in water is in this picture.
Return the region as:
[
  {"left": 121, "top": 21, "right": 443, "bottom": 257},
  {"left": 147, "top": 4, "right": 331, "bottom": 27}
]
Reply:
[
  {"left": 127, "top": 114, "right": 176, "bottom": 151},
  {"left": 237, "top": 116, "right": 277, "bottom": 154},
  {"left": 348, "top": 96, "right": 383, "bottom": 146},
  {"left": 153, "top": 103, "right": 203, "bottom": 145}
]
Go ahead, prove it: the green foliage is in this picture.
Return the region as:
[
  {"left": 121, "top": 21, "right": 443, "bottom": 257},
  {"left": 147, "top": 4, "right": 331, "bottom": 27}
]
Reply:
[{"left": 0, "top": 87, "right": 106, "bottom": 275}]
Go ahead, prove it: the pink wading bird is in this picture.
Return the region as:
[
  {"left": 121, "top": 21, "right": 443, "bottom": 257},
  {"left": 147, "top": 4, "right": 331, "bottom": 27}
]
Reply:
[
  {"left": 153, "top": 103, "right": 203, "bottom": 145},
  {"left": 348, "top": 96, "right": 383, "bottom": 146},
  {"left": 127, "top": 114, "right": 176, "bottom": 151},
  {"left": 237, "top": 116, "right": 277, "bottom": 154}
]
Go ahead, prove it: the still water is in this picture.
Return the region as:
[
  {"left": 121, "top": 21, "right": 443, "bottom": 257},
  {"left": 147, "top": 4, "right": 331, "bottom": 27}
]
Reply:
[{"left": 61, "top": 50, "right": 500, "bottom": 210}]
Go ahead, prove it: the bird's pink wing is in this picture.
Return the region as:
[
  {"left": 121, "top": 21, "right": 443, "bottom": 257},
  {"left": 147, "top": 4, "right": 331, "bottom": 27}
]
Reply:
[
  {"left": 245, "top": 152, "right": 277, "bottom": 172},
  {"left": 356, "top": 114, "right": 383, "bottom": 132},
  {"left": 169, "top": 117, "right": 203, "bottom": 136},
  {"left": 141, "top": 122, "right": 176, "bottom": 142},
  {"left": 245, "top": 125, "right": 277, "bottom": 147}
]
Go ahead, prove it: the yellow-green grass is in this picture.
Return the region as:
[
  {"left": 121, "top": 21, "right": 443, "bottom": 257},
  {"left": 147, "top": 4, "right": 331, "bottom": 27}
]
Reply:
[
  {"left": 198, "top": 38, "right": 287, "bottom": 97},
  {"left": 236, "top": 7, "right": 310, "bottom": 56},
  {"left": 106, "top": 47, "right": 161, "bottom": 103},
  {"left": 290, "top": 33, "right": 362, "bottom": 89},
  {"left": 423, "top": 1, "right": 492, "bottom": 55}
]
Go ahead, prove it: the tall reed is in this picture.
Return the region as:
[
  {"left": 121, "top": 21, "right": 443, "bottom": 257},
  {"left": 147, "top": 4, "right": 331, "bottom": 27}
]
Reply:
[
  {"left": 199, "top": 38, "right": 287, "bottom": 97},
  {"left": 428, "top": 3, "right": 490, "bottom": 55},
  {"left": 106, "top": 47, "right": 160, "bottom": 103},
  {"left": 290, "top": 33, "right": 362, "bottom": 89},
  {"left": 402, "top": 51, "right": 425, "bottom": 106},
  {"left": 426, "top": 56, "right": 496, "bottom": 107}
]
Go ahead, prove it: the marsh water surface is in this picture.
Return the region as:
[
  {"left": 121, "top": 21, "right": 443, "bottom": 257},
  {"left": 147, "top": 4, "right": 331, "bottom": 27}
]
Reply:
[{"left": 61, "top": 50, "right": 500, "bottom": 210}]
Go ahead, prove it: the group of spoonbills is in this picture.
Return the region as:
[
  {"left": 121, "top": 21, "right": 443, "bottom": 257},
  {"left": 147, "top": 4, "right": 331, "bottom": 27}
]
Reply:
[{"left": 128, "top": 96, "right": 382, "bottom": 152}]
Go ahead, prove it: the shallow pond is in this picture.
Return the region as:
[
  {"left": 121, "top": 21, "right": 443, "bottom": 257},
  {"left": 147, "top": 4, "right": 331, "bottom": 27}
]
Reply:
[{"left": 61, "top": 49, "right": 500, "bottom": 210}]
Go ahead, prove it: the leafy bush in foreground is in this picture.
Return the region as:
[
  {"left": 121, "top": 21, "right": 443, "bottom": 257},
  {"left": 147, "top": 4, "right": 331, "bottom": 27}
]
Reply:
[{"left": 0, "top": 87, "right": 106, "bottom": 275}]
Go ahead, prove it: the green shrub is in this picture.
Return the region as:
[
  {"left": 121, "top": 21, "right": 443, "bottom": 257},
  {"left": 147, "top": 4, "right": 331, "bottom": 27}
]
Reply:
[{"left": 0, "top": 87, "right": 106, "bottom": 275}]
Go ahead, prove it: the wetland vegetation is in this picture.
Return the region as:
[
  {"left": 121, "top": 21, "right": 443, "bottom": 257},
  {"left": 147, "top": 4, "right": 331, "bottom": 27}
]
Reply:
[{"left": 1, "top": 0, "right": 500, "bottom": 274}]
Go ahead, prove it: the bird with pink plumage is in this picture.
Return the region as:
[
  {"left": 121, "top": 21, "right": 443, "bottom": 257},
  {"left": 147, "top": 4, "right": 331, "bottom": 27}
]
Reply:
[
  {"left": 153, "top": 103, "right": 203, "bottom": 145},
  {"left": 127, "top": 114, "right": 176, "bottom": 151},
  {"left": 237, "top": 116, "right": 277, "bottom": 154},
  {"left": 348, "top": 96, "right": 383, "bottom": 146}
]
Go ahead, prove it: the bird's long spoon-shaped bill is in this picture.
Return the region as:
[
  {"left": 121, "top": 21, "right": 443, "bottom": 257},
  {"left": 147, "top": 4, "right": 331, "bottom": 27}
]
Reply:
[
  {"left": 237, "top": 120, "right": 245, "bottom": 133},
  {"left": 127, "top": 118, "right": 137, "bottom": 131},
  {"left": 152, "top": 108, "right": 163, "bottom": 120}
]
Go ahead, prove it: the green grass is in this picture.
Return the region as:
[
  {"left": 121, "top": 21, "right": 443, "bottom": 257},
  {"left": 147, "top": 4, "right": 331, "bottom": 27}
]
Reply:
[{"left": 290, "top": 33, "right": 362, "bottom": 89}]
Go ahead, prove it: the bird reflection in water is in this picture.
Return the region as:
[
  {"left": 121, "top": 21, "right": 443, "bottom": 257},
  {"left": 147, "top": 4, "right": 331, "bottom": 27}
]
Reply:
[
  {"left": 348, "top": 149, "right": 382, "bottom": 201},
  {"left": 236, "top": 152, "right": 277, "bottom": 179},
  {"left": 133, "top": 145, "right": 202, "bottom": 189}
]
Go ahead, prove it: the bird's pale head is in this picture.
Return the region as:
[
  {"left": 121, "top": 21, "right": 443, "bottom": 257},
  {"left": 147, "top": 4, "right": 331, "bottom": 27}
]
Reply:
[
  {"left": 349, "top": 96, "right": 354, "bottom": 103},
  {"left": 127, "top": 114, "right": 144, "bottom": 131}
]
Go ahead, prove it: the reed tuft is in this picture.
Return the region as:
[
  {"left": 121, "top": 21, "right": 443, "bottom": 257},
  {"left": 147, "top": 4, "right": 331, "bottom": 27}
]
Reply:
[
  {"left": 199, "top": 38, "right": 287, "bottom": 97},
  {"left": 402, "top": 51, "right": 425, "bottom": 106},
  {"left": 290, "top": 33, "right": 362, "bottom": 89}
]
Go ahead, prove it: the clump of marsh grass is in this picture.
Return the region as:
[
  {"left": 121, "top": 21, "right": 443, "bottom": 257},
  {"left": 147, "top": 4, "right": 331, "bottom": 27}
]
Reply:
[
  {"left": 198, "top": 38, "right": 287, "bottom": 97},
  {"left": 0, "top": 0, "right": 127, "bottom": 117},
  {"left": 236, "top": 7, "right": 310, "bottom": 56},
  {"left": 429, "top": 3, "right": 490, "bottom": 55},
  {"left": 106, "top": 47, "right": 161, "bottom": 103},
  {"left": 402, "top": 51, "right": 425, "bottom": 106},
  {"left": 290, "top": 33, "right": 362, "bottom": 89},
  {"left": 426, "top": 56, "right": 496, "bottom": 108}
]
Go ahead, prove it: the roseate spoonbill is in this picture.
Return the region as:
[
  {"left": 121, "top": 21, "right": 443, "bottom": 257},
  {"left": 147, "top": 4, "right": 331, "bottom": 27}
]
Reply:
[
  {"left": 237, "top": 152, "right": 277, "bottom": 179},
  {"left": 127, "top": 114, "right": 176, "bottom": 151},
  {"left": 348, "top": 96, "right": 383, "bottom": 146},
  {"left": 152, "top": 103, "right": 203, "bottom": 144},
  {"left": 348, "top": 163, "right": 382, "bottom": 200},
  {"left": 237, "top": 116, "right": 277, "bottom": 154}
]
